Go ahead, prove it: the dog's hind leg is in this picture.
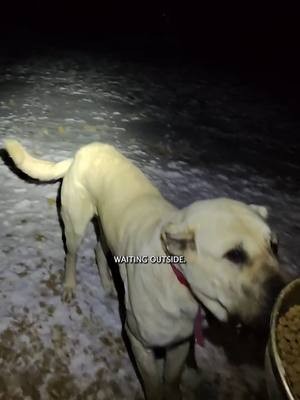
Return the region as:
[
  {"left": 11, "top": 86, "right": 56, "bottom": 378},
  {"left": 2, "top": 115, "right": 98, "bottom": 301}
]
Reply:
[{"left": 60, "top": 176, "right": 94, "bottom": 302}]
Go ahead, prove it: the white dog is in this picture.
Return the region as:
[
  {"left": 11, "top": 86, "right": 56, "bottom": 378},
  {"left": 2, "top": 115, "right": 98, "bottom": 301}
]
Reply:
[{"left": 4, "top": 140, "right": 284, "bottom": 400}]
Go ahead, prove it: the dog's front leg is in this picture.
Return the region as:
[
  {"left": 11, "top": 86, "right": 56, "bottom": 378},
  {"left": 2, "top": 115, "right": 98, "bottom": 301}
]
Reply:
[
  {"left": 95, "top": 243, "right": 117, "bottom": 297},
  {"left": 164, "top": 341, "right": 190, "bottom": 400},
  {"left": 126, "top": 326, "right": 163, "bottom": 400}
]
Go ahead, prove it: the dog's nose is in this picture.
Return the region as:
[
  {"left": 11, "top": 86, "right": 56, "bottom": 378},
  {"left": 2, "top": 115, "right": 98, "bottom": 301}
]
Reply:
[
  {"left": 264, "top": 273, "right": 285, "bottom": 306},
  {"left": 248, "top": 273, "right": 285, "bottom": 333},
  {"left": 259, "top": 273, "right": 285, "bottom": 328}
]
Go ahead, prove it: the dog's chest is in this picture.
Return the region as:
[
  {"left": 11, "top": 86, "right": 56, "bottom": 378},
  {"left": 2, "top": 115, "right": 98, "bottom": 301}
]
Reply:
[
  {"left": 126, "top": 282, "right": 198, "bottom": 346},
  {"left": 138, "top": 308, "right": 196, "bottom": 347}
]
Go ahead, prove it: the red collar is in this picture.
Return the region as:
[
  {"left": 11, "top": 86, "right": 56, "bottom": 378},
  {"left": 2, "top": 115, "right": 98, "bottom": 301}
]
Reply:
[
  {"left": 170, "top": 262, "right": 190, "bottom": 288},
  {"left": 170, "top": 262, "right": 204, "bottom": 347}
]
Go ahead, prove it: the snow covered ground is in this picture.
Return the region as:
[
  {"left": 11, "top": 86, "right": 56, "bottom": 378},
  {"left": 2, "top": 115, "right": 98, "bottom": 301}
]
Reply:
[{"left": 0, "top": 49, "right": 300, "bottom": 399}]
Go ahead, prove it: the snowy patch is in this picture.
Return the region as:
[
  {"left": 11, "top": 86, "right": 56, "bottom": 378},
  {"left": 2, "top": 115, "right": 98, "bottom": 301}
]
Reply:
[{"left": 0, "top": 51, "right": 299, "bottom": 399}]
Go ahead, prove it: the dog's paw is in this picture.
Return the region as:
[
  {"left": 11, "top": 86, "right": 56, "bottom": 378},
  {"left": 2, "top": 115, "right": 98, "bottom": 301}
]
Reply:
[{"left": 62, "top": 287, "right": 75, "bottom": 303}]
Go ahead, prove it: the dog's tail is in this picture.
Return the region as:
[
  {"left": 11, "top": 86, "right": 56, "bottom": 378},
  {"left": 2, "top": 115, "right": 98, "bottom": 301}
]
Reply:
[{"left": 4, "top": 139, "right": 73, "bottom": 181}]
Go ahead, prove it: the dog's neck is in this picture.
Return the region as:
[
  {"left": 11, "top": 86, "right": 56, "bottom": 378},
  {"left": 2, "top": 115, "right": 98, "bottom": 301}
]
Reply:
[{"left": 170, "top": 262, "right": 204, "bottom": 347}]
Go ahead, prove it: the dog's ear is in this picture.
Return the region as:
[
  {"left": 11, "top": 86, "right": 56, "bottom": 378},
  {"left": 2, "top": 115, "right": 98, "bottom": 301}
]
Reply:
[
  {"left": 161, "top": 224, "right": 196, "bottom": 255},
  {"left": 249, "top": 204, "right": 268, "bottom": 219}
]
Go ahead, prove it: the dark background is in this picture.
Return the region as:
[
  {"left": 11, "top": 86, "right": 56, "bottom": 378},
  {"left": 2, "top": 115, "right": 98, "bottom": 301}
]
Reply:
[
  {"left": 0, "top": 4, "right": 300, "bottom": 398},
  {"left": 1, "top": 2, "right": 299, "bottom": 68}
]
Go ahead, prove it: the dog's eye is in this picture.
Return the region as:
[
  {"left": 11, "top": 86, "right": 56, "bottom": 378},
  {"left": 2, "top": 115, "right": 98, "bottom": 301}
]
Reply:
[{"left": 224, "top": 248, "right": 248, "bottom": 264}]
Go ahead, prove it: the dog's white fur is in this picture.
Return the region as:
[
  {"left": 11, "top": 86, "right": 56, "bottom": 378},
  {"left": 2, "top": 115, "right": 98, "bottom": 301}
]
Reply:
[{"left": 4, "top": 140, "right": 282, "bottom": 400}]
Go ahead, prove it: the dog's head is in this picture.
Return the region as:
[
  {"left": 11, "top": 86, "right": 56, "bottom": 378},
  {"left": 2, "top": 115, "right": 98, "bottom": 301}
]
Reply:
[{"left": 161, "top": 198, "right": 285, "bottom": 329}]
